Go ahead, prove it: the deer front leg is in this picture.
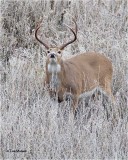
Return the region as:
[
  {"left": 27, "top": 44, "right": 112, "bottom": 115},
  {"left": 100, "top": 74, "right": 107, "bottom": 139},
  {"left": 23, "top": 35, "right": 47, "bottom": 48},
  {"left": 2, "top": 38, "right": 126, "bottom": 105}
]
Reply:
[{"left": 72, "top": 94, "right": 79, "bottom": 115}]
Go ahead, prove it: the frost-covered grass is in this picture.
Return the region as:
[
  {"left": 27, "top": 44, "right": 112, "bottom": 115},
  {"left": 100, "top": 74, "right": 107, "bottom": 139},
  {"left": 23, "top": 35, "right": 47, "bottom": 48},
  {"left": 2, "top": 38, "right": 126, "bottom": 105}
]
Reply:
[{"left": 1, "top": 0, "right": 128, "bottom": 159}]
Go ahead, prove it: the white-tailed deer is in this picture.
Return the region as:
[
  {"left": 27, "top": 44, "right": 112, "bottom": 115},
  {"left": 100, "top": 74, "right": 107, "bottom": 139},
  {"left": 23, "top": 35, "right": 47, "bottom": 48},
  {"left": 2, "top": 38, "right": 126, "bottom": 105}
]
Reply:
[{"left": 35, "top": 19, "right": 114, "bottom": 114}]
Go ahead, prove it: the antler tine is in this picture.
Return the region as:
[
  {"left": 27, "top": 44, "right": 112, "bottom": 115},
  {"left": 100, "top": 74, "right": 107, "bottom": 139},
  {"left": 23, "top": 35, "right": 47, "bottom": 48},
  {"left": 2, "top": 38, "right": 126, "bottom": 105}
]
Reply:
[
  {"left": 35, "top": 19, "right": 49, "bottom": 49},
  {"left": 59, "top": 18, "right": 77, "bottom": 50}
]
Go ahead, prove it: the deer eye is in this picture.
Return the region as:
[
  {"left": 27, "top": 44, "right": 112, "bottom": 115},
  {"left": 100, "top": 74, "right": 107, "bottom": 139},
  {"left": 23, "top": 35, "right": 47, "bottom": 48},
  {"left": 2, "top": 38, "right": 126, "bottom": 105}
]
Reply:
[
  {"left": 47, "top": 50, "right": 50, "bottom": 53},
  {"left": 58, "top": 51, "right": 61, "bottom": 54}
]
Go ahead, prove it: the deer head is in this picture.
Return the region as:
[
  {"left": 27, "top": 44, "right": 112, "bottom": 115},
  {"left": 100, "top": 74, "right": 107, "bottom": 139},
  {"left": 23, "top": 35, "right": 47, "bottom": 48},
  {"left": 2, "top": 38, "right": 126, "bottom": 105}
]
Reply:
[{"left": 35, "top": 19, "right": 77, "bottom": 72}]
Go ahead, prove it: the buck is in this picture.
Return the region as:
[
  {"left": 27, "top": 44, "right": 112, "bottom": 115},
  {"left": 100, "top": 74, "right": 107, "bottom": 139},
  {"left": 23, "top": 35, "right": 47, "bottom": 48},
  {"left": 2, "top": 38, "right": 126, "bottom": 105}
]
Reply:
[{"left": 35, "top": 19, "right": 114, "bottom": 114}]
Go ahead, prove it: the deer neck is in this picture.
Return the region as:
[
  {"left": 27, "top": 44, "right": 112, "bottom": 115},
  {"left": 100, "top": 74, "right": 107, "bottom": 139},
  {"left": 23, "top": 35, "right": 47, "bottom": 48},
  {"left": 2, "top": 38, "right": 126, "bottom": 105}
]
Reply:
[{"left": 47, "top": 60, "right": 63, "bottom": 91}]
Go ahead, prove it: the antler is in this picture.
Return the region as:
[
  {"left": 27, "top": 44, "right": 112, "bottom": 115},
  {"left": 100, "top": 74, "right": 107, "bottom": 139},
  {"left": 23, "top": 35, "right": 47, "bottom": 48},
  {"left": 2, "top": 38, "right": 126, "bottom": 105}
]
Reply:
[
  {"left": 35, "top": 20, "right": 49, "bottom": 49},
  {"left": 59, "top": 18, "right": 77, "bottom": 50}
]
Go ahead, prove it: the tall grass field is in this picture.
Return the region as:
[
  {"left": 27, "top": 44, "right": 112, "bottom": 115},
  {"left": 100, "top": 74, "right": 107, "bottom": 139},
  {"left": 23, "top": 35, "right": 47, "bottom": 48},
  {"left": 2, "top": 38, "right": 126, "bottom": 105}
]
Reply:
[{"left": 0, "top": 0, "right": 128, "bottom": 159}]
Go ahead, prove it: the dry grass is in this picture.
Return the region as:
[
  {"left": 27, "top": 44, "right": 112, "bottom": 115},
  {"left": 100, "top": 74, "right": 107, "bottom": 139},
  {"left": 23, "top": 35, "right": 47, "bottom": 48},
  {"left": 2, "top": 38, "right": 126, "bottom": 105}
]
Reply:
[{"left": 0, "top": 0, "right": 128, "bottom": 159}]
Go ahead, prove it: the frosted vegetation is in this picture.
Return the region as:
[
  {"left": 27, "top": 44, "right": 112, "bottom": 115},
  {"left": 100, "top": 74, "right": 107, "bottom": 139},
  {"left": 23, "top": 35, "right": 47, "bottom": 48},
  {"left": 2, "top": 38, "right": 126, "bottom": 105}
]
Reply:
[{"left": 1, "top": 0, "right": 127, "bottom": 159}]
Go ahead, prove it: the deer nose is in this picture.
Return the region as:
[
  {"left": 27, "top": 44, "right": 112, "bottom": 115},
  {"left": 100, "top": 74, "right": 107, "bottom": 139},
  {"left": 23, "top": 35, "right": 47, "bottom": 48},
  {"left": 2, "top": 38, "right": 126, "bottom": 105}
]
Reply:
[{"left": 50, "top": 54, "right": 55, "bottom": 58}]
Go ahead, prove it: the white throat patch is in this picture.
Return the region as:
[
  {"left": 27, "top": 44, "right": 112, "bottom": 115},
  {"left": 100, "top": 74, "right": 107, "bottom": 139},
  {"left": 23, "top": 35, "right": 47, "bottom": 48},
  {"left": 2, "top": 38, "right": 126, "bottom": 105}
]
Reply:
[
  {"left": 47, "top": 63, "right": 61, "bottom": 90},
  {"left": 48, "top": 63, "right": 61, "bottom": 73},
  {"left": 47, "top": 60, "right": 61, "bottom": 90}
]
